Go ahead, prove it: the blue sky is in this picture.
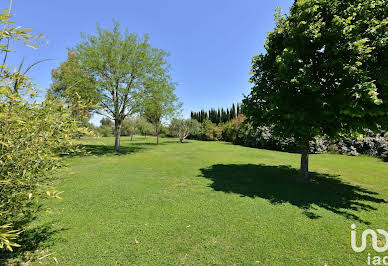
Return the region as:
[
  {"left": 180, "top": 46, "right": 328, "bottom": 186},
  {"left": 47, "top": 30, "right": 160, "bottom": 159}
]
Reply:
[{"left": 3, "top": 0, "right": 293, "bottom": 125}]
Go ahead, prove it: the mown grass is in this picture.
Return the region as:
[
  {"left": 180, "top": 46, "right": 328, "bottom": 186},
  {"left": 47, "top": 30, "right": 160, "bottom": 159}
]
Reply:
[{"left": 4, "top": 136, "right": 388, "bottom": 265}]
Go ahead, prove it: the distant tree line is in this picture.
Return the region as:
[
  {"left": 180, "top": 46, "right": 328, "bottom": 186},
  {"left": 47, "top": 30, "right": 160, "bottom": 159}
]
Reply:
[
  {"left": 187, "top": 112, "right": 388, "bottom": 162},
  {"left": 190, "top": 103, "right": 242, "bottom": 124}
]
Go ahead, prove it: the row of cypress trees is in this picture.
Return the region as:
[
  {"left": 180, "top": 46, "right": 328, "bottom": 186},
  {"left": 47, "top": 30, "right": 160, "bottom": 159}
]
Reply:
[{"left": 190, "top": 103, "right": 242, "bottom": 124}]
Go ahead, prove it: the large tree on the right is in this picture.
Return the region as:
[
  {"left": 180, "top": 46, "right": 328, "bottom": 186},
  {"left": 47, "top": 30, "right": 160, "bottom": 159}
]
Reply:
[{"left": 243, "top": 0, "right": 387, "bottom": 180}]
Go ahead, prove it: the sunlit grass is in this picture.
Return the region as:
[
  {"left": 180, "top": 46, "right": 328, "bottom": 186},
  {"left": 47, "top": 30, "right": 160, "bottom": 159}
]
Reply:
[{"left": 8, "top": 136, "right": 388, "bottom": 265}]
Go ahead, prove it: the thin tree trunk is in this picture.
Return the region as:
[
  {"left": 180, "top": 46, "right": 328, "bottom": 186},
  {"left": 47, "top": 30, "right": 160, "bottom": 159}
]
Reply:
[
  {"left": 299, "top": 140, "right": 310, "bottom": 180},
  {"left": 114, "top": 121, "right": 121, "bottom": 152},
  {"left": 157, "top": 134, "right": 159, "bottom": 145},
  {"left": 130, "top": 135, "right": 133, "bottom": 141},
  {"left": 179, "top": 137, "right": 183, "bottom": 143}
]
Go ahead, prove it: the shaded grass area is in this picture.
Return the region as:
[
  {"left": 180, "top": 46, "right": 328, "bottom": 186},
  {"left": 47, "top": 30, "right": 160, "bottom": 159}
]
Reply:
[
  {"left": 3, "top": 136, "right": 387, "bottom": 265},
  {"left": 0, "top": 223, "right": 66, "bottom": 265},
  {"left": 200, "top": 164, "right": 386, "bottom": 224}
]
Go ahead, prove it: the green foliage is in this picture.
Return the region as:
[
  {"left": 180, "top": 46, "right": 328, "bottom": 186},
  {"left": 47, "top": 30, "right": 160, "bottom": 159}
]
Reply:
[
  {"left": 0, "top": 80, "right": 87, "bottom": 252},
  {"left": 136, "top": 116, "right": 153, "bottom": 138},
  {"left": 337, "top": 130, "right": 388, "bottom": 159},
  {"left": 191, "top": 103, "right": 242, "bottom": 124},
  {"left": 169, "top": 118, "right": 201, "bottom": 143},
  {"left": 0, "top": 6, "right": 87, "bottom": 252},
  {"left": 222, "top": 115, "right": 247, "bottom": 143},
  {"left": 100, "top": 117, "right": 113, "bottom": 127},
  {"left": 142, "top": 78, "right": 181, "bottom": 144},
  {"left": 245, "top": 0, "right": 387, "bottom": 140},
  {"left": 49, "top": 51, "right": 101, "bottom": 124},
  {"left": 75, "top": 21, "right": 175, "bottom": 151},
  {"left": 96, "top": 125, "right": 113, "bottom": 137},
  {"left": 93, "top": 118, "right": 113, "bottom": 137},
  {"left": 243, "top": 0, "right": 387, "bottom": 178},
  {"left": 121, "top": 117, "right": 138, "bottom": 137},
  {"left": 201, "top": 120, "right": 223, "bottom": 141}
]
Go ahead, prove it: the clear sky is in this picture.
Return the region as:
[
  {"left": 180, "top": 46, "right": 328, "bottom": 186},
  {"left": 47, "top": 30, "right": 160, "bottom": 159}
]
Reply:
[{"left": 3, "top": 0, "right": 294, "bottom": 125}]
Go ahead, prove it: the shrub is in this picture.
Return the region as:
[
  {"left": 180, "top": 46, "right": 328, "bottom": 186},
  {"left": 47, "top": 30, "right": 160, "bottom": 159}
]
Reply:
[
  {"left": 232, "top": 123, "right": 328, "bottom": 154},
  {"left": 201, "top": 120, "right": 222, "bottom": 141},
  {"left": 222, "top": 115, "right": 246, "bottom": 143},
  {"left": 337, "top": 130, "right": 388, "bottom": 159},
  {"left": 0, "top": 8, "right": 88, "bottom": 251},
  {"left": 0, "top": 91, "right": 88, "bottom": 251},
  {"left": 169, "top": 119, "right": 201, "bottom": 143}
]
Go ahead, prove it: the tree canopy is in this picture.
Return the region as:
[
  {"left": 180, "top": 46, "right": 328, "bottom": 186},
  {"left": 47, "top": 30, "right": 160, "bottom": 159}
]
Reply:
[
  {"left": 75, "top": 22, "right": 173, "bottom": 151},
  {"left": 243, "top": 0, "right": 387, "bottom": 179},
  {"left": 142, "top": 77, "right": 181, "bottom": 144},
  {"left": 49, "top": 51, "right": 101, "bottom": 124}
]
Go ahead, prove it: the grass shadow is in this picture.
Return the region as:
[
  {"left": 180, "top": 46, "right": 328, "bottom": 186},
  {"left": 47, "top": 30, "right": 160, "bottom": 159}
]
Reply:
[
  {"left": 80, "top": 144, "right": 144, "bottom": 156},
  {"left": 0, "top": 222, "right": 66, "bottom": 265},
  {"left": 199, "top": 164, "right": 386, "bottom": 224},
  {"left": 66, "top": 138, "right": 181, "bottom": 157},
  {"left": 60, "top": 144, "right": 147, "bottom": 158}
]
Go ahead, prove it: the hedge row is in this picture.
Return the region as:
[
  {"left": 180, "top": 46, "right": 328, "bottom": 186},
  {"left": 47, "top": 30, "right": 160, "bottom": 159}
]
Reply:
[{"left": 189, "top": 115, "right": 388, "bottom": 161}]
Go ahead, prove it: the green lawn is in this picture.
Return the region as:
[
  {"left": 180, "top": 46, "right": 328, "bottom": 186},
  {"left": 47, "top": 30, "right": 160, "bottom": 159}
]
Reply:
[{"left": 6, "top": 136, "right": 388, "bottom": 265}]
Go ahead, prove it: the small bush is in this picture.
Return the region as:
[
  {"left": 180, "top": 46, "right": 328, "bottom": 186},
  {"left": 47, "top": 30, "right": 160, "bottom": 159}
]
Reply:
[
  {"left": 337, "top": 130, "right": 388, "bottom": 159},
  {"left": 201, "top": 120, "right": 222, "bottom": 141}
]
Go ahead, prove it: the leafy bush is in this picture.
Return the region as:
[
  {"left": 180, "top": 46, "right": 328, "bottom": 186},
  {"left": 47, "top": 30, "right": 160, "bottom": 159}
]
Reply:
[
  {"left": 201, "top": 120, "right": 223, "bottom": 141},
  {"left": 222, "top": 115, "right": 246, "bottom": 143},
  {"left": 337, "top": 130, "right": 388, "bottom": 159},
  {"left": 169, "top": 119, "right": 201, "bottom": 143},
  {"left": 191, "top": 112, "right": 385, "bottom": 160},
  {"left": 0, "top": 8, "right": 88, "bottom": 251},
  {"left": 0, "top": 89, "right": 88, "bottom": 251}
]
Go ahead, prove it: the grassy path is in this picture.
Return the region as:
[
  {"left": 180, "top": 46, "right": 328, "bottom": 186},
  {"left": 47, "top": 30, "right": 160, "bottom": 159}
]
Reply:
[{"left": 12, "top": 137, "right": 388, "bottom": 265}]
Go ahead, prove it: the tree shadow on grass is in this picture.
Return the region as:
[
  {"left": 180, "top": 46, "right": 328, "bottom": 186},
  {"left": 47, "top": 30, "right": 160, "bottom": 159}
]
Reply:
[
  {"left": 0, "top": 222, "right": 66, "bottom": 265},
  {"left": 64, "top": 139, "right": 180, "bottom": 157},
  {"left": 199, "top": 164, "right": 386, "bottom": 224},
  {"left": 80, "top": 144, "right": 145, "bottom": 156},
  {"left": 60, "top": 144, "right": 146, "bottom": 158}
]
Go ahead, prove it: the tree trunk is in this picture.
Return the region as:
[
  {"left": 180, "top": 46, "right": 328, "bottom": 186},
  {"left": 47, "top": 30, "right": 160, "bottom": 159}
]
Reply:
[
  {"left": 114, "top": 121, "right": 122, "bottom": 152},
  {"left": 157, "top": 134, "right": 159, "bottom": 145},
  {"left": 300, "top": 151, "right": 309, "bottom": 180},
  {"left": 130, "top": 135, "right": 133, "bottom": 141},
  {"left": 179, "top": 137, "right": 184, "bottom": 143},
  {"left": 144, "top": 133, "right": 146, "bottom": 139},
  {"left": 299, "top": 140, "right": 310, "bottom": 180}
]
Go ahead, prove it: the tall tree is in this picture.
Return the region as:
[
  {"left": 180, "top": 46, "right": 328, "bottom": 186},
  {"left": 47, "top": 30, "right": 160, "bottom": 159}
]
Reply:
[
  {"left": 75, "top": 22, "right": 171, "bottom": 151},
  {"left": 142, "top": 78, "right": 181, "bottom": 144},
  {"left": 231, "top": 103, "right": 236, "bottom": 120},
  {"left": 244, "top": 0, "right": 387, "bottom": 180}
]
